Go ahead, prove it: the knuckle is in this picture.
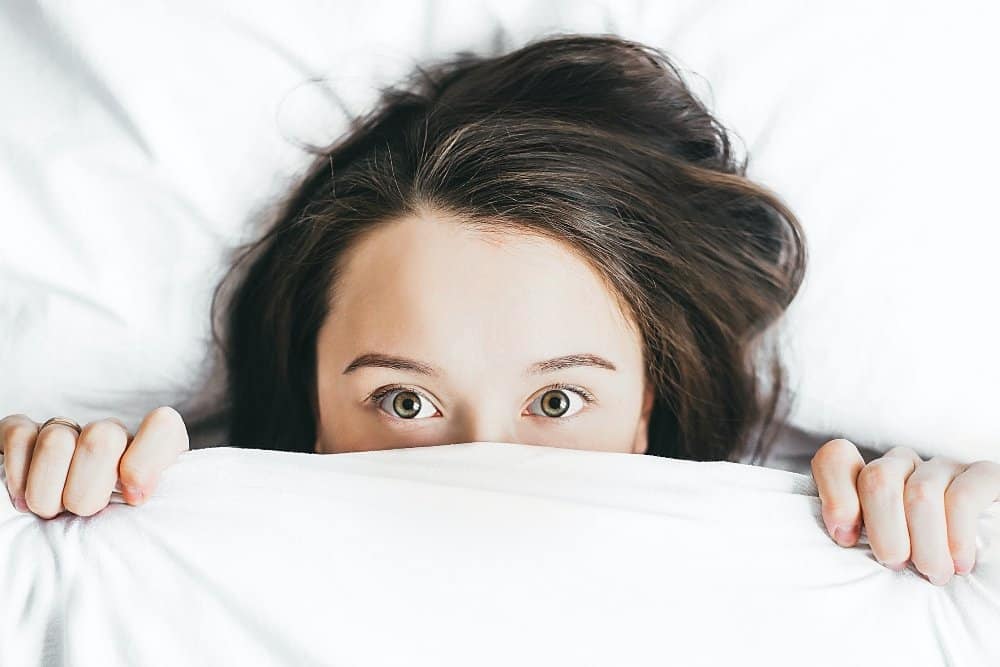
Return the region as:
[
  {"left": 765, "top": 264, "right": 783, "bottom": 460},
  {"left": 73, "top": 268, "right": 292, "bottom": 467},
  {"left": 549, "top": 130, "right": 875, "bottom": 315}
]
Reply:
[
  {"left": 77, "top": 422, "right": 127, "bottom": 455},
  {"left": 3, "top": 428, "right": 37, "bottom": 459},
  {"left": 903, "top": 479, "right": 940, "bottom": 510},
  {"left": 967, "top": 460, "right": 1000, "bottom": 477},
  {"left": 0, "top": 414, "right": 33, "bottom": 431},
  {"left": 147, "top": 406, "right": 190, "bottom": 453},
  {"left": 35, "top": 428, "right": 77, "bottom": 457},
  {"left": 857, "top": 462, "right": 895, "bottom": 497},
  {"left": 886, "top": 446, "right": 919, "bottom": 459},
  {"left": 811, "top": 438, "right": 857, "bottom": 467},
  {"left": 928, "top": 455, "right": 958, "bottom": 467},
  {"left": 148, "top": 406, "right": 182, "bottom": 428},
  {"left": 4, "top": 422, "right": 38, "bottom": 448}
]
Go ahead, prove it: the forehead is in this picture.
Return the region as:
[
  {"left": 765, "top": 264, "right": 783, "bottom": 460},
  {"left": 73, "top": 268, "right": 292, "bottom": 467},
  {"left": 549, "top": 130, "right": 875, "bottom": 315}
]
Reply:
[{"left": 326, "top": 212, "right": 641, "bottom": 371}]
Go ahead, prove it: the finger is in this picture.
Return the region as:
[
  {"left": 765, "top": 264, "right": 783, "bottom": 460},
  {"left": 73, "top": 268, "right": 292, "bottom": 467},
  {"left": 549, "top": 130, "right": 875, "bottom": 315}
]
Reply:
[
  {"left": 1, "top": 415, "right": 39, "bottom": 512},
  {"left": 904, "top": 456, "right": 966, "bottom": 585},
  {"left": 62, "top": 419, "right": 130, "bottom": 517},
  {"left": 811, "top": 439, "right": 866, "bottom": 546},
  {"left": 118, "top": 407, "right": 189, "bottom": 505},
  {"left": 880, "top": 446, "right": 924, "bottom": 467},
  {"left": 24, "top": 420, "right": 79, "bottom": 519},
  {"left": 945, "top": 460, "right": 1000, "bottom": 576},
  {"left": 857, "top": 447, "right": 921, "bottom": 569}
]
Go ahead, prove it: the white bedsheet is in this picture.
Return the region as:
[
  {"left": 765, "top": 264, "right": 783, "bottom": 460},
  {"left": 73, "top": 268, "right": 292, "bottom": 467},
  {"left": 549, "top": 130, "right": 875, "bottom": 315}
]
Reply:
[{"left": 1, "top": 443, "right": 998, "bottom": 666}]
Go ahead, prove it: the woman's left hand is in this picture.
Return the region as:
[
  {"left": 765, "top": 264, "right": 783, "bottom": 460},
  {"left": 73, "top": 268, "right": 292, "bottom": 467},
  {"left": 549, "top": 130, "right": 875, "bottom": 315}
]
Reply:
[{"left": 810, "top": 439, "right": 1000, "bottom": 585}]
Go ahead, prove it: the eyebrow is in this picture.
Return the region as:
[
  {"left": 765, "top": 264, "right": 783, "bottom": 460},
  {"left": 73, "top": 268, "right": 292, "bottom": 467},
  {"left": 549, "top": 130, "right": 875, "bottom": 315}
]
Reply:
[{"left": 342, "top": 352, "right": 617, "bottom": 376}]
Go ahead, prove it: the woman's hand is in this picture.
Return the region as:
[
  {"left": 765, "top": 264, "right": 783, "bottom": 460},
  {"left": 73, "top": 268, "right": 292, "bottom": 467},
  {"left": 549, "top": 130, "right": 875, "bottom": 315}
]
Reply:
[
  {"left": 811, "top": 438, "right": 1000, "bottom": 585},
  {"left": 1, "top": 406, "right": 189, "bottom": 519}
]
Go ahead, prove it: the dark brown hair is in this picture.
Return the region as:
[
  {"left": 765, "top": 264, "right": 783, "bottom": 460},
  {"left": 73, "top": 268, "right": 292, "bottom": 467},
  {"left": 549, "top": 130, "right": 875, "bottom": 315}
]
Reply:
[{"left": 197, "top": 32, "right": 807, "bottom": 463}]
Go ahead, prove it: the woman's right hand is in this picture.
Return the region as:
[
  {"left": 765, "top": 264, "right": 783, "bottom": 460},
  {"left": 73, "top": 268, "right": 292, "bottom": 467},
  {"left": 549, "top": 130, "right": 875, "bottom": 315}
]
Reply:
[{"left": 1, "top": 406, "right": 189, "bottom": 519}]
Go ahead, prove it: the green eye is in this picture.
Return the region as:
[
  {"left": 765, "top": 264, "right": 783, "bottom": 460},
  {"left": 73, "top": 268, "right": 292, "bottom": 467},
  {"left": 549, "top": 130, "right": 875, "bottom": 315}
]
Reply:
[
  {"left": 527, "top": 386, "right": 590, "bottom": 419},
  {"left": 540, "top": 390, "right": 569, "bottom": 417},
  {"left": 393, "top": 391, "right": 421, "bottom": 418},
  {"left": 373, "top": 388, "right": 438, "bottom": 420},
  {"left": 370, "top": 383, "right": 594, "bottom": 422}
]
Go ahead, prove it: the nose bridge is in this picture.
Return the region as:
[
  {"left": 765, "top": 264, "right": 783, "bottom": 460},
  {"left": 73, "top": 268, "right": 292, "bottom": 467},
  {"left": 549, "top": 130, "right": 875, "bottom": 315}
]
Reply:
[
  {"left": 466, "top": 419, "right": 518, "bottom": 446},
  {"left": 455, "top": 400, "right": 519, "bottom": 445}
]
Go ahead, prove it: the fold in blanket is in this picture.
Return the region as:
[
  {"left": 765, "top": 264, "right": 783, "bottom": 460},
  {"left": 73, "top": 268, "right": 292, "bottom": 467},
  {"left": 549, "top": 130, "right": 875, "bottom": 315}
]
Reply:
[{"left": 1, "top": 443, "right": 998, "bottom": 666}]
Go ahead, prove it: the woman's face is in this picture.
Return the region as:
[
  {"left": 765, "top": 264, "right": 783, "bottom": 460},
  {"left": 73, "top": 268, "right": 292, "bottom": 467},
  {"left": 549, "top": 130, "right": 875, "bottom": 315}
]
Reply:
[{"left": 314, "top": 210, "right": 654, "bottom": 455}]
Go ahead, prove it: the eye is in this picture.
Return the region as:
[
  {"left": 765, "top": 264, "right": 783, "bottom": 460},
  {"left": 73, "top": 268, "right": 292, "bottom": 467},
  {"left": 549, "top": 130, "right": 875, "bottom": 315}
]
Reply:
[
  {"left": 526, "top": 384, "right": 593, "bottom": 419},
  {"left": 370, "top": 386, "right": 440, "bottom": 420}
]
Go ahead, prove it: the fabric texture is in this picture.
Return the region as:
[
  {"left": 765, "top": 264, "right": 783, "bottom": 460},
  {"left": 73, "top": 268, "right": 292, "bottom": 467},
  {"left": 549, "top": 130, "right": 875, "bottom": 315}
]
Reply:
[{"left": 2, "top": 443, "right": 998, "bottom": 666}]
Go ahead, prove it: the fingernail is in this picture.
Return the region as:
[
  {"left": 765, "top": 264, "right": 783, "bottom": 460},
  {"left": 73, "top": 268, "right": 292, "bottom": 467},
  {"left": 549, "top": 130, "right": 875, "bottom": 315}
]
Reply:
[
  {"left": 928, "top": 573, "right": 950, "bottom": 586},
  {"left": 13, "top": 497, "right": 28, "bottom": 513},
  {"left": 954, "top": 559, "right": 973, "bottom": 575},
  {"left": 879, "top": 560, "right": 907, "bottom": 571},
  {"left": 124, "top": 485, "right": 144, "bottom": 503},
  {"left": 832, "top": 524, "right": 858, "bottom": 546}
]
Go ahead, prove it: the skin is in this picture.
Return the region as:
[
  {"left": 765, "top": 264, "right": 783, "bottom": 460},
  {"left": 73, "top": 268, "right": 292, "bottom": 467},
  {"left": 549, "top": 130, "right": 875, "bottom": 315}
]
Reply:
[
  {"left": 312, "top": 212, "right": 654, "bottom": 455},
  {"left": 2, "top": 210, "right": 998, "bottom": 586},
  {"left": 0, "top": 407, "right": 188, "bottom": 517}
]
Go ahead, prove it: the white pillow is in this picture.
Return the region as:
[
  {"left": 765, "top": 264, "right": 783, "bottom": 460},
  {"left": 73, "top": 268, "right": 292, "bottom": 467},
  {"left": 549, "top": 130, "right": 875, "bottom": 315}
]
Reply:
[
  {"left": 2, "top": 442, "right": 998, "bottom": 666},
  {"left": 1, "top": 2, "right": 996, "bottom": 462}
]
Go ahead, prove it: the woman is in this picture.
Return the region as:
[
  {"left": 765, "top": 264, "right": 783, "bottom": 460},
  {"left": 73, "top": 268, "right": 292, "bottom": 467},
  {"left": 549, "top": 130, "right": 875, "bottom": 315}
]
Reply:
[{"left": 2, "top": 33, "right": 996, "bottom": 587}]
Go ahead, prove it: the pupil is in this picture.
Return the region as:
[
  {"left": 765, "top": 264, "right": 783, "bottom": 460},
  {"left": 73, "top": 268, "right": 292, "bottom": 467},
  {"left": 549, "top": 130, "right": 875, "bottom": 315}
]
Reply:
[
  {"left": 542, "top": 390, "right": 568, "bottom": 417},
  {"left": 394, "top": 391, "right": 420, "bottom": 418}
]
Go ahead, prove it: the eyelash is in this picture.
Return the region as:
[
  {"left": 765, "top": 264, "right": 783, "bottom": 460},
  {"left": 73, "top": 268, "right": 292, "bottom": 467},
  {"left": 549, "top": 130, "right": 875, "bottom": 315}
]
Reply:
[{"left": 366, "top": 382, "right": 597, "bottom": 420}]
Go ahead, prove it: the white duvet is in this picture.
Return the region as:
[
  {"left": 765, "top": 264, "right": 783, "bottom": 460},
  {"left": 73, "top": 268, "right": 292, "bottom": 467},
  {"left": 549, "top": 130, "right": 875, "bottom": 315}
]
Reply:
[{"left": 1, "top": 443, "right": 998, "bottom": 666}]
